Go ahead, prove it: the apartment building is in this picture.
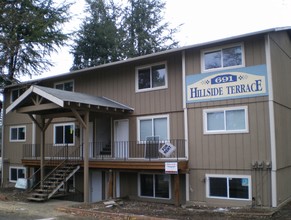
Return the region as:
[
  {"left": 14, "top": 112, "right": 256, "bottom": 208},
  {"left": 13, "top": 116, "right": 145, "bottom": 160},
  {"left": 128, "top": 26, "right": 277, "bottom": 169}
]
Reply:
[{"left": 2, "top": 27, "right": 291, "bottom": 208}]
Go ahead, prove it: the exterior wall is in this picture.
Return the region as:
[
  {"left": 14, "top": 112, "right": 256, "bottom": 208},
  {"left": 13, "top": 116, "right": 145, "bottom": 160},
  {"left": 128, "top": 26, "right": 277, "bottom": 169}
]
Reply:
[
  {"left": 119, "top": 172, "right": 185, "bottom": 204},
  {"left": 2, "top": 29, "right": 291, "bottom": 207},
  {"left": 185, "top": 36, "right": 272, "bottom": 206},
  {"left": 39, "top": 53, "right": 185, "bottom": 142},
  {"left": 2, "top": 91, "right": 33, "bottom": 185},
  {"left": 269, "top": 31, "right": 291, "bottom": 205}
]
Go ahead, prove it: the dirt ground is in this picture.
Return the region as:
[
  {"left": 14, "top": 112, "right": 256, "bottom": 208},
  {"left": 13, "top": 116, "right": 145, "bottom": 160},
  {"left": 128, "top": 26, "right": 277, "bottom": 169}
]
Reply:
[{"left": 0, "top": 187, "right": 290, "bottom": 220}]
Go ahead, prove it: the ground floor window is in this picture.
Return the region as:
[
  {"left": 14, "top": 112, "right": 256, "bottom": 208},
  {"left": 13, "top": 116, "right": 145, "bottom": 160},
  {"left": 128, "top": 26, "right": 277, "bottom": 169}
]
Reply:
[
  {"left": 9, "top": 167, "right": 26, "bottom": 182},
  {"left": 206, "top": 174, "right": 251, "bottom": 200},
  {"left": 139, "top": 173, "right": 170, "bottom": 199}
]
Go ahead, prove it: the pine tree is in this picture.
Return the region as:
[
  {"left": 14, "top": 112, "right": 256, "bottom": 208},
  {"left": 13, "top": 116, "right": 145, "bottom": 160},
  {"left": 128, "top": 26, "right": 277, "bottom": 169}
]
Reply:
[
  {"left": 122, "top": 0, "right": 179, "bottom": 58},
  {"left": 71, "top": 0, "right": 179, "bottom": 70},
  {"left": 70, "top": 0, "right": 123, "bottom": 70},
  {"left": 0, "top": 0, "right": 71, "bottom": 85}
]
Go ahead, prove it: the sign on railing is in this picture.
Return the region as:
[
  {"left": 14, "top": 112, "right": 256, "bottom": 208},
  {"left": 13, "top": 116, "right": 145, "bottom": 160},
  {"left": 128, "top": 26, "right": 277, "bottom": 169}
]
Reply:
[{"left": 159, "top": 143, "right": 176, "bottom": 157}]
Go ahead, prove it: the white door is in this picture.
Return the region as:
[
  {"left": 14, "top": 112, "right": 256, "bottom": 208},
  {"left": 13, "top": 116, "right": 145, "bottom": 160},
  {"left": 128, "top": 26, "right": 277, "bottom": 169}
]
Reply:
[
  {"left": 90, "top": 171, "right": 102, "bottom": 202},
  {"left": 114, "top": 120, "right": 129, "bottom": 158}
]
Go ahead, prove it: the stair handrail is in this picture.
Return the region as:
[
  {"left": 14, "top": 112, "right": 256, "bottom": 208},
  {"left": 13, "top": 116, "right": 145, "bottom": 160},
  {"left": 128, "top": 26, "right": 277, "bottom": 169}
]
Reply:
[{"left": 26, "top": 144, "right": 81, "bottom": 191}]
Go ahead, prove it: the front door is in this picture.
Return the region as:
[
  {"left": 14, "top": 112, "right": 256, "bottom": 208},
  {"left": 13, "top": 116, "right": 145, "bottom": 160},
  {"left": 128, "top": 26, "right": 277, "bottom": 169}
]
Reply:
[{"left": 114, "top": 120, "right": 129, "bottom": 158}]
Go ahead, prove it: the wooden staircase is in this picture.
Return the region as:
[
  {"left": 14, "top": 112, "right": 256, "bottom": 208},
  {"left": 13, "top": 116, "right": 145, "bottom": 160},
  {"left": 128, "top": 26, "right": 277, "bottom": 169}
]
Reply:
[{"left": 27, "top": 162, "right": 80, "bottom": 202}]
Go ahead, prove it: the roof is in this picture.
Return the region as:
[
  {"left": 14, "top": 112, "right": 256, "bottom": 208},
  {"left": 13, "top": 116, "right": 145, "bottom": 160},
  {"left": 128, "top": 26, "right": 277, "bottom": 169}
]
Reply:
[
  {"left": 6, "top": 85, "right": 134, "bottom": 115},
  {"left": 5, "top": 26, "right": 291, "bottom": 89}
]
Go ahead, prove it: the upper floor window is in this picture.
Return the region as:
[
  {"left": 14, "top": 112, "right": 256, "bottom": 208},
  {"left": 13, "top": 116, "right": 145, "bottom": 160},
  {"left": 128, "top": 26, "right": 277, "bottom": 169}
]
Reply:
[
  {"left": 54, "top": 123, "right": 75, "bottom": 146},
  {"left": 10, "top": 125, "right": 26, "bottom": 142},
  {"left": 11, "top": 88, "right": 25, "bottom": 102},
  {"left": 136, "top": 63, "right": 167, "bottom": 92},
  {"left": 203, "top": 106, "right": 248, "bottom": 134},
  {"left": 137, "top": 115, "right": 169, "bottom": 142},
  {"left": 202, "top": 44, "right": 244, "bottom": 72},
  {"left": 54, "top": 80, "right": 74, "bottom": 91}
]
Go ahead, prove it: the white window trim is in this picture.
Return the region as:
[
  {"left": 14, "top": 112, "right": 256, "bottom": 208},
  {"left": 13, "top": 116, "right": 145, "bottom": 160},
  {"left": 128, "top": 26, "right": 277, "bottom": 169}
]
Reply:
[
  {"left": 53, "top": 122, "right": 75, "bottom": 146},
  {"left": 135, "top": 62, "right": 168, "bottom": 93},
  {"left": 54, "top": 79, "right": 74, "bottom": 91},
  {"left": 203, "top": 106, "right": 249, "bottom": 134},
  {"left": 10, "top": 88, "right": 24, "bottom": 103},
  {"left": 9, "top": 125, "right": 26, "bottom": 142},
  {"left": 201, "top": 43, "right": 245, "bottom": 73},
  {"left": 9, "top": 166, "right": 26, "bottom": 183},
  {"left": 137, "top": 114, "right": 170, "bottom": 142},
  {"left": 206, "top": 174, "right": 252, "bottom": 201},
  {"left": 138, "top": 173, "right": 171, "bottom": 200}
]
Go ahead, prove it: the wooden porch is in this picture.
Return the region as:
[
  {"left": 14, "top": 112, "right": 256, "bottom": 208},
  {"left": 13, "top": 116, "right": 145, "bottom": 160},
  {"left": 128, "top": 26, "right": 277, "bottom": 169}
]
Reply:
[{"left": 22, "top": 140, "right": 188, "bottom": 173}]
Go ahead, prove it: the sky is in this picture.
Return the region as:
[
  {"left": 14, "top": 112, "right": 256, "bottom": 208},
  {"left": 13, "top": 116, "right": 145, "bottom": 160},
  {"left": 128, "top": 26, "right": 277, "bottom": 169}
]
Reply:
[{"left": 25, "top": 0, "right": 291, "bottom": 80}]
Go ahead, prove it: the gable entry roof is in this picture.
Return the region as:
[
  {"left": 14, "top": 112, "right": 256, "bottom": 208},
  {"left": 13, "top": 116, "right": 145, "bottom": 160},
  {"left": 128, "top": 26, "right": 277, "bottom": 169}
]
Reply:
[{"left": 6, "top": 85, "right": 134, "bottom": 116}]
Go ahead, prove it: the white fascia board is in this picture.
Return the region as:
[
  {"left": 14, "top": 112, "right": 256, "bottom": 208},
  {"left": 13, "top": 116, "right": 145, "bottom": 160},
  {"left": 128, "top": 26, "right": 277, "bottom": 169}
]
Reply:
[
  {"left": 32, "top": 86, "right": 64, "bottom": 107},
  {"left": 6, "top": 86, "right": 33, "bottom": 114}
]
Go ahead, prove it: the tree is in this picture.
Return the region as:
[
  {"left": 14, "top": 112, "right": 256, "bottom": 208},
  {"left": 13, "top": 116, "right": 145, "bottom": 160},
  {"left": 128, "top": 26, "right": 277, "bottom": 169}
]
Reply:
[
  {"left": 0, "top": 0, "right": 71, "bottom": 86},
  {"left": 122, "top": 0, "right": 179, "bottom": 58},
  {"left": 71, "top": 0, "right": 124, "bottom": 70},
  {"left": 71, "top": 0, "right": 179, "bottom": 70}
]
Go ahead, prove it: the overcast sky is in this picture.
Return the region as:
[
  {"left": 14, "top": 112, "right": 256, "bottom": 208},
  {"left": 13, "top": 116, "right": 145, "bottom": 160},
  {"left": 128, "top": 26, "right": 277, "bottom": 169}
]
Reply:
[{"left": 25, "top": 0, "right": 291, "bottom": 80}]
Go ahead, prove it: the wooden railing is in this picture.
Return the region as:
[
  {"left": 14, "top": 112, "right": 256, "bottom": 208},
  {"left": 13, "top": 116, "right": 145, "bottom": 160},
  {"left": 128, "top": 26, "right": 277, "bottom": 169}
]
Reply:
[{"left": 26, "top": 144, "right": 81, "bottom": 191}]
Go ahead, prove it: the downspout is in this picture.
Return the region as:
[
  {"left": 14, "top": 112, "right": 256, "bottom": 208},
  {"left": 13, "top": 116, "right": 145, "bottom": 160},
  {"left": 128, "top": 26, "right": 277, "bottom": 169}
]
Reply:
[
  {"left": 265, "top": 34, "right": 277, "bottom": 207},
  {"left": 1, "top": 99, "right": 5, "bottom": 186},
  {"left": 182, "top": 50, "right": 190, "bottom": 202}
]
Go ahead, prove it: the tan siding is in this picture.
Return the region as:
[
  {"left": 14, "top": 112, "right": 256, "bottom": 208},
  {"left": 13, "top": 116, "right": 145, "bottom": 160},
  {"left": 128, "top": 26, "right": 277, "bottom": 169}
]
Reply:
[
  {"left": 244, "top": 37, "right": 266, "bottom": 66},
  {"left": 268, "top": 31, "right": 291, "bottom": 206},
  {"left": 270, "top": 32, "right": 291, "bottom": 107},
  {"left": 188, "top": 98, "right": 270, "bottom": 171}
]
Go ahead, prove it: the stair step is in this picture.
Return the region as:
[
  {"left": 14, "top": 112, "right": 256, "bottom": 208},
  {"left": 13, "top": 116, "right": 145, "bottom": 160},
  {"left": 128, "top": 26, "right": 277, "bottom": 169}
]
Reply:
[
  {"left": 27, "top": 197, "right": 47, "bottom": 201},
  {"left": 29, "top": 193, "right": 48, "bottom": 198},
  {"left": 27, "top": 163, "right": 80, "bottom": 202}
]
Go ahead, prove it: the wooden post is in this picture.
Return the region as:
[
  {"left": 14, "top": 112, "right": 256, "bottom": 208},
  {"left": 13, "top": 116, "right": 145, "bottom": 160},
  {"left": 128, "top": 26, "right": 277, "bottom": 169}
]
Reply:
[
  {"left": 174, "top": 174, "right": 180, "bottom": 206},
  {"left": 83, "top": 112, "right": 90, "bottom": 203},
  {"left": 40, "top": 118, "right": 45, "bottom": 188},
  {"left": 108, "top": 170, "right": 113, "bottom": 199}
]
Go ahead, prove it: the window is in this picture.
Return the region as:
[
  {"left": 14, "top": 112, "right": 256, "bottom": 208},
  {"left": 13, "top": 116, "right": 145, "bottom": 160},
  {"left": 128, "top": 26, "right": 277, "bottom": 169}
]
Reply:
[
  {"left": 11, "top": 88, "right": 25, "bottom": 102},
  {"left": 54, "top": 123, "right": 75, "bottom": 145},
  {"left": 10, "top": 126, "right": 26, "bottom": 142},
  {"left": 138, "top": 115, "right": 169, "bottom": 141},
  {"left": 136, "top": 63, "right": 167, "bottom": 92},
  {"left": 206, "top": 174, "right": 251, "bottom": 200},
  {"left": 54, "top": 80, "right": 74, "bottom": 91},
  {"left": 9, "top": 167, "right": 26, "bottom": 182},
  {"left": 203, "top": 106, "right": 248, "bottom": 134},
  {"left": 139, "top": 174, "right": 171, "bottom": 199},
  {"left": 202, "top": 44, "right": 244, "bottom": 72}
]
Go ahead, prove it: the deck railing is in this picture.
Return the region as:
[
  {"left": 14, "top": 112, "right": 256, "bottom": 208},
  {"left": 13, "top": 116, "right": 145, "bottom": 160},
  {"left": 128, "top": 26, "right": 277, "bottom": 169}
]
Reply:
[{"left": 23, "top": 139, "right": 186, "bottom": 161}]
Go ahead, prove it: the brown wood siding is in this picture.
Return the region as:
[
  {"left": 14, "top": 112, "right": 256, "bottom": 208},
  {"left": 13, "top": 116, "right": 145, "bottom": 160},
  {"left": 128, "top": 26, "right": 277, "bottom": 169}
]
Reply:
[
  {"left": 268, "top": 31, "right": 291, "bottom": 205},
  {"left": 72, "top": 54, "right": 183, "bottom": 115},
  {"left": 189, "top": 169, "right": 271, "bottom": 207},
  {"left": 188, "top": 97, "right": 270, "bottom": 170},
  {"left": 270, "top": 32, "right": 291, "bottom": 107},
  {"left": 184, "top": 36, "right": 266, "bottom": 76}
]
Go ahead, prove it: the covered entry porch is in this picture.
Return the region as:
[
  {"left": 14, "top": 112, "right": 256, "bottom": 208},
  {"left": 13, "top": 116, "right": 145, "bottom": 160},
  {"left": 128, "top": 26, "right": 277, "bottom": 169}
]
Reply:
[{"left": 6, "top": 85, "right": 134, "bottom": 202}]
